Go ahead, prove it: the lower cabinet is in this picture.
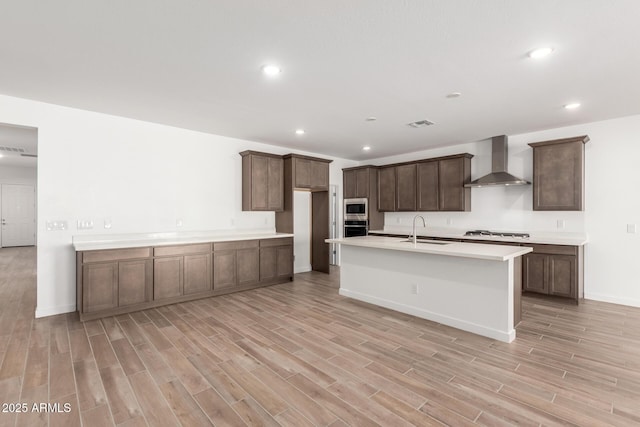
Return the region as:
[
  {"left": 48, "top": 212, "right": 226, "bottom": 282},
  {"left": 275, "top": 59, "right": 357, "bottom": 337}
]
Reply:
[
  {"left": 522, "top": 244, "right": 582, "bottom": 302},
  {"left": 259, "top": 238, "right": 293, "bottom": 281},
  {"left": 78, "top": 237, "right": 293, "bottom": 320}
]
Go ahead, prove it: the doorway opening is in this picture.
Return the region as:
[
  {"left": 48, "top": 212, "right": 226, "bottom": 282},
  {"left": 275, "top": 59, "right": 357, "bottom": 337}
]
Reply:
[{"left": 0, "top": 123, "right": 38, "bottom": 248}]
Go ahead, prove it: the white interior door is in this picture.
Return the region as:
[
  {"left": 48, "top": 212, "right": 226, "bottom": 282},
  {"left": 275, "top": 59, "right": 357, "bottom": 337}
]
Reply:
[
  {"left": 1, "top": 184, "right": 36, "bottom": 247},
  {"left": 293, "top": 191, "right": 311, "bottom": 273}
]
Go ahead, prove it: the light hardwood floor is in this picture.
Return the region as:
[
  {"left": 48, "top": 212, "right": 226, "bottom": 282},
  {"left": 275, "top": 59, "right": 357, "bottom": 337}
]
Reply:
[{"left": 1, "top": 246, "right": 640, "bottom": 426}]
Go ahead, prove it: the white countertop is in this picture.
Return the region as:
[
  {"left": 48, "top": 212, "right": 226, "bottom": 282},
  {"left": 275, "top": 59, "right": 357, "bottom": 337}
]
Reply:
[
  {"left": 327, "top": 236, "right": 532, "bottom": 261},
  {"left": 73, "top": 230, "right": 294, "bottom": 251},
  {"left": 368, "top": 227, "right": 588, "bottom": 246}
]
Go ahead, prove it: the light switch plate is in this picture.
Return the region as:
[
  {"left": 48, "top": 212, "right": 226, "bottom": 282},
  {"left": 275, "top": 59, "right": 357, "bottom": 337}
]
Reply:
[
  {"left": 627, "top": 224, "right": 637, "bottom": 234},
  {"left": 46, "top": 221, "right": 68, "bottom": 231},
  {"left": 104, "top": 219, "right": 112, "bottom": 229},
  {"left": 77, "top": 220, "right": 94, "bottom": 230},
  {"left": 176, "top": 219, "right": 183, "bottom": 227}
]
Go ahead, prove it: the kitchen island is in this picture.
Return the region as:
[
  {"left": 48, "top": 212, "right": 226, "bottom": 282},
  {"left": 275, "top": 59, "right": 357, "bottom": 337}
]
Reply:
[{"left": 327, "top": 236, "right": 532, "bottom": 342}]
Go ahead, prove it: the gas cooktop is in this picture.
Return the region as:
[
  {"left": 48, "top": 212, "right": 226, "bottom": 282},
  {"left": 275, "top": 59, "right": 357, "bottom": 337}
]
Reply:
[{"left": 464, "top": 230, "right": 530, "bottom": 239}]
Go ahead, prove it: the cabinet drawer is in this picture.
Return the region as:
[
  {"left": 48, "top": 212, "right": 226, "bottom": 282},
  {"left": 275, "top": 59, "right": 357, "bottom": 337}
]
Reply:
[
  {"left": 526, "top": 244, "right": 577, "bottom": 256},
  {"left": 214, "top": 240, "right": 259, "bottom": 251},
  {"left": 82, "top": 247, "right": 151, "bottom": 263},
  {"left": 260, "top": 237, "right": 293, "bottom": 247},
  {"left": 153, "top": 243, "right": 212, "bottom": 257}
]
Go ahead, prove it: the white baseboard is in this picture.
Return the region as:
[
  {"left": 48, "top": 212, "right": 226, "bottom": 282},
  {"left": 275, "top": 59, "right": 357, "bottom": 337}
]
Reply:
[
  {"left": 584, "top": 292, "right": 640, "bottom": 308},
  {"left": 35, "top": 304, "right": 76, "bottom": 318},
  {"left": 294, "top": 264, "right": 312, "bottom": 274},
  {"left": 340, "top": 288, "right": 515, "bottom": 343}
]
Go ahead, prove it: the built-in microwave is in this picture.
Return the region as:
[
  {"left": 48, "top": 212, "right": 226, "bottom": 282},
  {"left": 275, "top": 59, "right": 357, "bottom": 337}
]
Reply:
[{"left": 344, "top": 198, "right": 368, "bottom": 221}]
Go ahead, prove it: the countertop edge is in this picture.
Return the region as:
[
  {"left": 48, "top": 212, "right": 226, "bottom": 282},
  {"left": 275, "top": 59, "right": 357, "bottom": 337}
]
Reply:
[
  {"left": 367, "top": 230, "right": 588, "bottom": 246},
  {"left": 74, "top": 233, "right": 295, "bottom": 252}
]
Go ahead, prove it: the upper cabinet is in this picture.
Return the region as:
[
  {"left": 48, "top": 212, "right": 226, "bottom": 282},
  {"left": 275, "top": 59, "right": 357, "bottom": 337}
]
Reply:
[
  {"left": 240, "top": 151, "right": 284, "bottom": 211},
  {"left": 288, "top": 154, "right": 331, "bottom": 191},
  {"left": 438, "top": 155, "right": 472, "bottom": 212},
  {"left": 529, "top": 135, "right": 589, "bottom": 211},
  {"left": 377, "top": 166, "right": 397, "bottom": 212},
  {"left": 343, "top": 167, "right": 373, "bottom": 199},
  {"left": 375, "top": 154, "right": 472, "bottom": 212}
]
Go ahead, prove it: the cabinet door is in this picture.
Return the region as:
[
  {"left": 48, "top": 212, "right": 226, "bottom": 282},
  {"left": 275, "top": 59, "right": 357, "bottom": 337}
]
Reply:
[
  {"left": 267, "top": 157, "right": 284, "bottom": 211},
  {"left": 377, "top": 166, "right": 396, "bottom": 212},
  {"left": 118, "top": 259, "right": 152, "bottom": 307},
  {"left": 343, "top": 170, "right": 356, "bottom": 199},
  {"left": 548, "top": 255, "right": 576, "bottom": 298},
  {"left": 251, "top": 155, "right": 269, "bottom": 210},
  {"left": 522, "top": 254, "right": 548, "bottom": 294},
  {"left": 295, "top": 158, "right": 311, "bottom": 188},
  {"left": 396, "top": 164, "right": 417, "bottom": 211},
  {"left": 83, "top": 263, "right": 118, "bottom": 313},
  {"left": 184, "top": 253, "right": 212, "bottom": 295},
  {"left": 214, "top": 250, "right": 236, "bottom": 290},
  {"left": 276, "top": 245, "right": 293, "bottom": 278},
  {"left": 532, "top": 141, "right": 583, "bottom": 210},
  {"left": 355, "top": 168, "right": 370, "bottom": 198},
  {"left": 310, "top": 161, "right": 329, "bottom": 190},
  {"left": 154, "top": 257, "right": 183, "bottom": 299},
  {"left": 417, "top": 161, "right": 439, "bottom": 211},
  {"left": 237, "top": 248, "right": 260, "bottom": 286},
  {"left": 259, "top": 247, "right": 277, "bottom": 281},
  {"left": 439, "top": 157, "right": 466, "bottom": 211}
]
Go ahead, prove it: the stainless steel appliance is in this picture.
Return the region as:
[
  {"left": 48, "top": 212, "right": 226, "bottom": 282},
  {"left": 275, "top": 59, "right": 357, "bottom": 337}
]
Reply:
[
  {"left": 344, "top": 198, "right": 368, "bottom": 237},
  {"left": 344, "top": 220, "right": 368, "bottom": 237},
  {"left": 464, "top": 230, "right": 530, "bottom": 239},
  {"left": 344, "top": 198, "right": 368, "bottom": 221}
]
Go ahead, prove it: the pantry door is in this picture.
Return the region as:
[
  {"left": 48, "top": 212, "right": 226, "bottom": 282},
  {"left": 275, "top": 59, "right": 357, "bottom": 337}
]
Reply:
[{"left": 1, "top": 184, "right": 36, "bottom": 247}]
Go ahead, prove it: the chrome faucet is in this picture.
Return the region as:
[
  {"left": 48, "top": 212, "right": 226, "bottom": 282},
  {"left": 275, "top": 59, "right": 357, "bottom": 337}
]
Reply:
[{"left": 411, "top": 215, "right": 426, "bottom": 245}]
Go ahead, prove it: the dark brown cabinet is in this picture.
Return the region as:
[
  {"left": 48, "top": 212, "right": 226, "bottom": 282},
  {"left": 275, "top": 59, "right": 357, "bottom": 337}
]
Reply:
[
  {"left": 522, "top": 244, "right": 582, "bottom": 302},
  {"left": 82, "top": 262, "right": 118, "bottom": 313},
  {"left": 213, "top": 240, "right": 260, "bottom": 290},
  {"left": 417, "top": 160, "right": 439, "bottom": 211},
  {"left": 529, "top": 135, "right": 589, "bottom": 211},
  {"left": 154, "top": 244, "right": 212, "bottom": 298},
  {"left": 438, "top": 155, "right": 471, "bottom": 212},
  {"left": 396, "top": 164, "right": 417, "bottom": 211},
  {"left": 240, "top": 151, "right": 284, "bottom": 212},
  {"left": 375, "top": 154, "right": 472, "bottom": 212},
  {"left": 77, "top": 237, "right": 293, "bottom": 321},
  {"left": 377, "top": 166, "right": 396, "bottom": 212},
  {"left": 289, "top": 155, "right": 331, "bottom": 191},
  {"left": 259, "top": 237, "right": 294, "bottom": 282},
  {"left": 343, "top": 167, "right": 373, "bottom": 199}
]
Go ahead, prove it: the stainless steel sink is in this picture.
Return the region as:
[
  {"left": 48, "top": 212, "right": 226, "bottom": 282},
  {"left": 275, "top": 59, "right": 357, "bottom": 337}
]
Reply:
[{"left": 400, "top": 239, "right": 450, "bottom": 245}]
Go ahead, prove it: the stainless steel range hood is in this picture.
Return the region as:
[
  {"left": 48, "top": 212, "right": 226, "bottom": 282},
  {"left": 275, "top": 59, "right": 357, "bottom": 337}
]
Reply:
[{"left": 465, "top": 135, "right": 530, "bottom": 187}]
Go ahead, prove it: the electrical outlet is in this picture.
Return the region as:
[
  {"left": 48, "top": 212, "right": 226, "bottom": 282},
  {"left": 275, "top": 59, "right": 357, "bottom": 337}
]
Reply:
[
  {"left": 411, "top": 284, "right": 419, "bottom": 294},
  {"left": 396, "top": 217, "right": 401, "bottom": 224},
  {"left": 176, "top": 219, "right": 183, "bottom": 227},
  {"left": 104, "top": 218, "right": 112, "bottom": 229},
  {"left": 627, "top": 224, "right": 637, "bottom": 234},
  {"left": 447, "top": 218, "right": 453, "bottom": 226},
  {"left": 557, "top": 219, "right": 565, "bottom": 229}
]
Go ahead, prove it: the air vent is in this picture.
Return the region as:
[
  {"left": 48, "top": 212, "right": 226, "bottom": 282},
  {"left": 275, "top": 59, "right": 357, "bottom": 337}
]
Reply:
[
  {"left": 0, "top": 146, "right": 26, "bottom": 153},
  {"left": 407, "top": 119, "right": 435, "bottom": 128}
]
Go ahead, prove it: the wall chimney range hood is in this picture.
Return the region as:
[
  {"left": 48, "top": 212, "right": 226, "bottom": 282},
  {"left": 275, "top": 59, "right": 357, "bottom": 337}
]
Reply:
[{"left": 465, "top": 135, "right": 530, "bottom": 187}]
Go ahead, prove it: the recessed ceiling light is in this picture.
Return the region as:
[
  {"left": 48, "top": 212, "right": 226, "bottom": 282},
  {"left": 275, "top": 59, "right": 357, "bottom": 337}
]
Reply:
[
  {"left": 295, "top": 129, "right": 305, "bottom": 135},
  {"left": 528, "top": 47, "right": 554, "bottom": 59},
  {"left": 261, "top": 64, "right": 282, "bottom": 77},
  {"left": 365, "top": 117, "right": 377, "bottom": 122},
  {"left": 362, "top": 146, "right": 371, "bottom": 151},
  {"left": 446, "top": 92, "right": 462, "bottom": 98},
  {"left": 564, "top": 102, "right": 581, "bottom": 110}
]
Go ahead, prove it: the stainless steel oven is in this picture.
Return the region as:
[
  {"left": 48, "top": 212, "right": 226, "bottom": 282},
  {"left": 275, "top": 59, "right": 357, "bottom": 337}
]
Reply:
[
  {"left": 344, "top": 198, "right": 368, "bottom": 221},
  {"left": 344, "top": 220, "right": 368, "bottom": 237}
]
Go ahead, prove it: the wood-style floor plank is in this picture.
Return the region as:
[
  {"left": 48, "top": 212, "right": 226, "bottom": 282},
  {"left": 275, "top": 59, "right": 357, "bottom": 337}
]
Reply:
[{"left": 2, "top": 247, "right": 640, "bottom": 426}]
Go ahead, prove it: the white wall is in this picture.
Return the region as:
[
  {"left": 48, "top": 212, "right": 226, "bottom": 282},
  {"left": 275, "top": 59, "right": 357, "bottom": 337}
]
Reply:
[
  {"left": 365, "top": 114, "right": 640, "bottom": 308},
  {"left": 0, "top": 165, "right": 37, "bottom": 186},
  {"left": 0, "top": 94, "right": 357, "bottom": 318}
]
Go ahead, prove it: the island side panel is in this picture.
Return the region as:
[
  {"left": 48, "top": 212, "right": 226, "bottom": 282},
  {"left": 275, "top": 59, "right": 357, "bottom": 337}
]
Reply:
[{"left": 339, "top": 245, "right": 516, "bottom": 343}]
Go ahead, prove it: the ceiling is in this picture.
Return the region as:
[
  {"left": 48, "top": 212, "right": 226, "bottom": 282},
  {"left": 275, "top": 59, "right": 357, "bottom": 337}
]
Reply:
[
  {"left": 0, "top": 123, "right": 37, "bottom": 167},
  {"left": 1, "top": 1, "right": 639, "bottom": 161}
]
